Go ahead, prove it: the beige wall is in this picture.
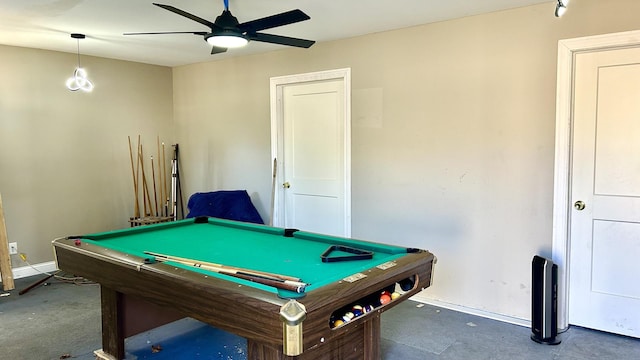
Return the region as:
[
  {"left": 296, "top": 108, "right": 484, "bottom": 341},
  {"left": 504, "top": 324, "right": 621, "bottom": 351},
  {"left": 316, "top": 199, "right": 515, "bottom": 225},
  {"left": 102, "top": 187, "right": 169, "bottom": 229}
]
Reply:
[
  {"left": 2, "top": 0, "right": 638, "bottom": 321},
  {"left": 173, "top": 0, "right": 640, "bottom": 321},
  {"left": 0, "top": 45, "right": 173, "bottom": 267}
]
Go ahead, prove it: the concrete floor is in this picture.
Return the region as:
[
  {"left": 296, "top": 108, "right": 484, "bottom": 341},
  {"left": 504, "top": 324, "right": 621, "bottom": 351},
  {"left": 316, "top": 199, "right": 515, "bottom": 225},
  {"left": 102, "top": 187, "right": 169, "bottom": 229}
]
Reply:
[{"left": 1, "top": 275, "right": 639, "bottom": 360}]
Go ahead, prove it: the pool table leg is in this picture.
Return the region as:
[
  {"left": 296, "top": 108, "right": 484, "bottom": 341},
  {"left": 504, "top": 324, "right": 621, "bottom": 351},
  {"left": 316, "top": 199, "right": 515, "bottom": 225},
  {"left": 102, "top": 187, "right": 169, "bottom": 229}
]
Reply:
[
  {"left": 100, "top": 286, "right": 125, "bottom": 360},
  {"left": 246, "top": 314, "right": 382, "bottom": 360},
  {"left": 363, "top": 312, "right": 381, "bottom": 360},
  {"left": 246, "top": 340, "right": 284, "bottom": 359}
]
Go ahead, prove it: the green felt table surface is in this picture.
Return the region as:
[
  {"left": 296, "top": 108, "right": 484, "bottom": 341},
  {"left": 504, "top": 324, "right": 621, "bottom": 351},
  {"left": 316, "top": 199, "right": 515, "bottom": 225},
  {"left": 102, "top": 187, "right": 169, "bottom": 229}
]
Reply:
[{"left": 77, "top": 217, "right": 409, "bottom": 295}]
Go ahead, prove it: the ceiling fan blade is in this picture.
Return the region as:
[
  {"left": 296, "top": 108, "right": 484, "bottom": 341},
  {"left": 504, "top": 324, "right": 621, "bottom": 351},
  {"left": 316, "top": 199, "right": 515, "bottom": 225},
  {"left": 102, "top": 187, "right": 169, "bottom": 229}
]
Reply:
[
  {"left": 247, "top": 33, "right": 315, "bottom": 48},
  {"left": 124, "top": 31, "right": 209, "bottom": 36},
  {"left": 211, "top": 46, "right": 228, "bottom": 55},
  {"left": 238, "top": 9, "right": 310, "bottom": 33},
  {"left": 153, "top": 3, "right": 219, "bottom": 30}
]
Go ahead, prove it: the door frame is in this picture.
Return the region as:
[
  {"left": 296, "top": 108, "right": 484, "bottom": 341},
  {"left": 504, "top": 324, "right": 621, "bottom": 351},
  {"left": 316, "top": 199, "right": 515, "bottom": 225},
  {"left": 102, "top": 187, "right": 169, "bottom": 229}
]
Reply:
[
  {"left": 552, "top": 30, "right": 640, "bottom": 330},
  {"left": 269, "top": 68, "right": 352, "bottom": 235}
]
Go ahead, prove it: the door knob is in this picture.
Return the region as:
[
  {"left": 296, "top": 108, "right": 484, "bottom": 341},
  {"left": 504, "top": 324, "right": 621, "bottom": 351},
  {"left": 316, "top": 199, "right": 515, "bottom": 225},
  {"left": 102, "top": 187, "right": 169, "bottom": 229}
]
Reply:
[
  {"left": 283, "top": 182, "right": 291, "bottom": 189},
  {"left": 574, "top": 200, "right": 585, "bottom": 211}
]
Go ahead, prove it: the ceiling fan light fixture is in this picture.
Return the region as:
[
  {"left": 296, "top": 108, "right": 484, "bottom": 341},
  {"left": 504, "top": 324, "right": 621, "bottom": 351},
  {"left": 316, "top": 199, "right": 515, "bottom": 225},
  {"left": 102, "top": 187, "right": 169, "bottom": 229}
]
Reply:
[{"left": 206, "top": 33, "right": 248, "bottom": 48}]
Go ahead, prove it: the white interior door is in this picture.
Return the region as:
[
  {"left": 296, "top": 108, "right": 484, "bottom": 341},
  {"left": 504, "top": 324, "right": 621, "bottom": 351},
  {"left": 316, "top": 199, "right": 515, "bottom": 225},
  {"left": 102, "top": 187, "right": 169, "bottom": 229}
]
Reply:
[
  {"left": 270, "top": 69, "right": 351, "bottom": 237},
  {"left": 569, "top": 46, "right": 640, "bottom": 338},
  {"left": 282, "top": 80, "right": 344, "bottom": 236}
]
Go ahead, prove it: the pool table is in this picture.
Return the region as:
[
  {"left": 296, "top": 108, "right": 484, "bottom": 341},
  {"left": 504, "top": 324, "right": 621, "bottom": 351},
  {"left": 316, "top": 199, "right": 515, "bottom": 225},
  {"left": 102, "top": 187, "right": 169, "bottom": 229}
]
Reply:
[{"left": 52, "top": 217, "right": 435, "bottom": 360}]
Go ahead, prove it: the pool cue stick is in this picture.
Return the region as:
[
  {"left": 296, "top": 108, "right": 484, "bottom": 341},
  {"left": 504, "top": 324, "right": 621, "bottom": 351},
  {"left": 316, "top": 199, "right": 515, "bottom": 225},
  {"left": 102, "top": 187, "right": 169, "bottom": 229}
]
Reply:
[
  {"left": 18, "top": 272, "right": 57, "bottom": 295},
  {"left": 157, "top": 137, "right": 164, "bottom": 216},
  {"left": 127, "top": 136, "right": 140, "bottom": 218},
  {"left": 162, "top": 142, "right": 169, "bottom": 216},
  {"left": 269, "top": 158, "right": 277, "bottom": 226},
  {"left": 135, "top": 136, "right": 142, "bottom": 218},
  {"left": 139, "top": 143, "right": 147, "bottom": 216},
  {"left": 170, "top": 144, "right": 185, "bottom": 219},
  {"left": 146, "top": 252, "right": 307, "bottom": 293},
  {"left": 174, "top": 144, "right": 185, "bottom": 219},
  {"left": 137, "top": 140, "right": 147, "bottom": 217},
  {"left": 151, "top": 155, "right": 159, "bottom": 216},
  {"left": 170, "top": 150, "right": 177, "bottom": 220},
  {"left": 144, "top": 251, "right": 302, "bottom": 282},
  {"left": 138, "top": 145, "right": 153, "bottom": 216},
  {"left": 220, "top": 270, "right": 305, "bottom": 293}
]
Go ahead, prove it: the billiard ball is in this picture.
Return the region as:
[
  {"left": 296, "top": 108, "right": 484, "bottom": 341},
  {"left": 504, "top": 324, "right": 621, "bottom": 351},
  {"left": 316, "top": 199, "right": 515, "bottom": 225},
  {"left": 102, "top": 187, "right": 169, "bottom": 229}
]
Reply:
[
  {"left": 391, "top": 292, "right": 401, "bottom": 300},
  {"left": 380, "top": 291, "right": 392, "bottom": 305},
  {"left": 342, "top": 311, "right": 355, "bottom": 322},
  {"left": 332, "top": 319, "right": 344, "bottom": 328},
  {"left": 399, "top": 277, "right": 415, "bottom": 291},
  {"left": 363, "top": 304, "right": 375, "bottom": 313},
  {"left": 352, "top": 305, "right": 364, "bottom": 317}
]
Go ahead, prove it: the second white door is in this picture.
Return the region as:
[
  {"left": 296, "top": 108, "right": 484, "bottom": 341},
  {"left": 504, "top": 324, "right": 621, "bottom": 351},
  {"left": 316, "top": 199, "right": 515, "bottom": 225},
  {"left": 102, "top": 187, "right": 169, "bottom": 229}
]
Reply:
[{"left": 569, "top": 46, "right": 640, "bottom": 338}]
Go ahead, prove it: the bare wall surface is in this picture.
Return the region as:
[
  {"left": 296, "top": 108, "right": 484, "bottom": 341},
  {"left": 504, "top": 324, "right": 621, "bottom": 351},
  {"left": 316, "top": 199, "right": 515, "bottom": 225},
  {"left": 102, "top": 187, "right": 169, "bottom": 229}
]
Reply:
[
  {"left": 2, "top": 0, "right": 639, "bottom": 322},
  {"left": 172, "top": 0, "right": 640, "bottom": 321},
  {"left": 0, "top": 45, "right": 173, "bottom": 267}
]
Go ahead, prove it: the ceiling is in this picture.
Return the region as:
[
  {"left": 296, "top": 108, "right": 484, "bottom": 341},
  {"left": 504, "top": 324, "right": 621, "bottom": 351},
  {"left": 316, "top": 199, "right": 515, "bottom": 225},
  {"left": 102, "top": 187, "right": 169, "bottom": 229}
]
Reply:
[{"left": 0, "top": 0, "right": 552, "bottom": 67}]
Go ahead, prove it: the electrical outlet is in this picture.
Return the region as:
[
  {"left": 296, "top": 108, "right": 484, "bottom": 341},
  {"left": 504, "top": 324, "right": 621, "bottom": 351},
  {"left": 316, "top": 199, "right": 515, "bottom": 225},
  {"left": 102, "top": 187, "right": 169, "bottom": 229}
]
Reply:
[{"left": 8, "top": 242, "right": 18, "bottom": 255}]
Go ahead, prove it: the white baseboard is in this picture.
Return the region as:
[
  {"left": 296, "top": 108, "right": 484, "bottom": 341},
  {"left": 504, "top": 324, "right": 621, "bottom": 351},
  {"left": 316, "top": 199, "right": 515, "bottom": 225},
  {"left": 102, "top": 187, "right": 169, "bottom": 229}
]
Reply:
[
  {"left": 1, "top": 261, "right": 58, "bottom": 282},
  {"left": 410, "top": 293, "right": 530, "bottom": 328}
]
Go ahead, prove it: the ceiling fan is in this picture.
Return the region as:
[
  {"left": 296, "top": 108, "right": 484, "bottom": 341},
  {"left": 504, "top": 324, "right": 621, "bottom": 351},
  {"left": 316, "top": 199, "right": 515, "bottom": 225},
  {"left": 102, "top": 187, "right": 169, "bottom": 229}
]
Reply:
[{"left": 125, "top": 0, "right": 315, "bottom": 54}]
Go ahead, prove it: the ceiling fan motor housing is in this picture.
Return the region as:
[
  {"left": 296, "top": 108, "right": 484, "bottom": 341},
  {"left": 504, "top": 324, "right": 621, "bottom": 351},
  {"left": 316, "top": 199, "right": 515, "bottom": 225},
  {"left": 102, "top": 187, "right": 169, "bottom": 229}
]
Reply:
[{"left": 214, "top": 10, "right": 241, "bottom": 33}]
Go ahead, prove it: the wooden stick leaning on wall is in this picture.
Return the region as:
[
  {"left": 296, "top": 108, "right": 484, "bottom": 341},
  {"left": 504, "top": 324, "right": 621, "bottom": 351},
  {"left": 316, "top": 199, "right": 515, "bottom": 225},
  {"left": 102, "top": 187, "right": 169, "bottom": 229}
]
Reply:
[
  {"left": 151, "top": 155, "right": 159, "bottom": 216},
  {"left": 135, "top": 135, "right": 143, "bottom": 217},
  {"left": 137, "top": 139, "right": 147, "bottom": 216},
  {"left": 0, "top": 193, "right": 15, "bottom": 291},
  {"left": 175, "top": 144, "right": 185, "bottom": 218},
  {"left": 157, "top": 137, "right": 164, "bottom": 216},
  {"left": 138, "top": 145, "right": 153, "bottom": 216},
  {"left": 127, "top": 136, "right": 140, "bottom": 218},
  {"left": 162, "top": 142, "right": 169, "bottom": 216}
]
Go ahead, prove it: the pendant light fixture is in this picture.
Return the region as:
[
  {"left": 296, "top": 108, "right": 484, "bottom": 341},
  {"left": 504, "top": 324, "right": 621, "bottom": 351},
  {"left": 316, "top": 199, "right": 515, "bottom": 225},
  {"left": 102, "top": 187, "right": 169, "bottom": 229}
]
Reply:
[
  {"left": 555, "top": 0, "right": 570, "bottom": 17},
  {"left": 66, "top": 33, "right": 94, "bottom": 92}
]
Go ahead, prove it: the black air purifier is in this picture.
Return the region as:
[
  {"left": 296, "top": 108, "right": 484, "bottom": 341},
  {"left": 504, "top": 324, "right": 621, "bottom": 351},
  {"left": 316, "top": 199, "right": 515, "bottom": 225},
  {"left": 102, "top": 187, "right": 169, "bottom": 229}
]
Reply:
[{"left": 531, "top": 255, "right": 561, "bottom": 345}]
